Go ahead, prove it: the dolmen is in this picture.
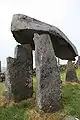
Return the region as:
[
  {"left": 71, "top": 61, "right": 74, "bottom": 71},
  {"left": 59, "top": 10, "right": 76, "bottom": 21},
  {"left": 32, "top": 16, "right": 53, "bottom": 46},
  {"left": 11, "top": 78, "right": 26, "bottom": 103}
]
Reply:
[{"left": 4, "top": 14, "right": 78, "bottom": 113}]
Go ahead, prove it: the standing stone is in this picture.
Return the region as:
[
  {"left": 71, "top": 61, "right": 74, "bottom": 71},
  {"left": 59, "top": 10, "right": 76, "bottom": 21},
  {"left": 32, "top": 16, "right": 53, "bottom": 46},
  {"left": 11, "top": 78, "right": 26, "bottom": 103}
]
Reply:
[
  {"left": 66, "top": 60, "right": 78, "bottom": 82},
  {"left": 4, "top": 44, "right": 33, "bottom": 101},
  {"left": 0, "top": 61, "right": 1, "bottom": 72},
  {"left": 34, "top": 33, "right": 61, "bottom": 112},
  {"left": 0, "top": 61, "right": 2, "bottom": 82},
  {"left": 76, "top": 56, "right": 80, "bottom": 68}
]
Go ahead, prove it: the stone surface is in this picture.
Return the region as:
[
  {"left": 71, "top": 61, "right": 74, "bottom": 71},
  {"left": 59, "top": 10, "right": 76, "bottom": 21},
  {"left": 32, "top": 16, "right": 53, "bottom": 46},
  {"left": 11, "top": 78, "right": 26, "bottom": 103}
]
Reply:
[
  {"left": 59, "top": 64, "right": 66, "bottom": 72},
  {"left": 66, "top": 60, "right": 78, "bottom": 82},
  {"left": 34, "top": 33, "right": 61, "bottom": 112},
  {"left": 76, "top": 56, "right": 80, "bottom": 68},
  {"left": 63, "top": 116, "right": 79, "bottom": 120},
  {"left": 4, "top": 44, "right": 33, "bottom": 101},
  {"left": 0, "top": 61, "right": 1, "bottom": 72},
  {"left": 0, "top": 73, "right": 5, "bottom": 81},
  {"left": 0, "top": 72, "right": 2, "bottom": 82},
  {"left": 11, "top": 14, "right": 78, "bottom": 60}
]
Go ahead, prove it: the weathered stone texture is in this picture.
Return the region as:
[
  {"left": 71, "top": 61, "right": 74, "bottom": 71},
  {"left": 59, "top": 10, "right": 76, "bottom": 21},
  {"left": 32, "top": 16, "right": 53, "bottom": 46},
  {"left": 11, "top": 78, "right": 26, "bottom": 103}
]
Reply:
[
  {"left": 76, "top": 56, "right": 80, "bottom": 68},
  {"left": 0, "top": 61, "right": 1, "bottom": 72},
  {"left": 0, "top": 73, "right": 2, "bottom": 82},
  {"left": 11, "top": 14, "right": 78, "bottom": 60},
  {"left": 4, "top": 44, "right": 33, "bottom": 101},
  {"left": 66, "top": 60, "right": 78, "bottom": 82},
  {"left": 34, "top": 33, "right": 61, "bottom": 112},
  {"left": 63, "top": 116, "right": 79, "bottom": 120}
]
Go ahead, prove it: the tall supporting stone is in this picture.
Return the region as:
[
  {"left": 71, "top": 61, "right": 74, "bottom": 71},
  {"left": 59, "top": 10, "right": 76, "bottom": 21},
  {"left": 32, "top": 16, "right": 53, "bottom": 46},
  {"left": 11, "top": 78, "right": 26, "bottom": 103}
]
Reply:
[
  {"left": 66, "top": 60, "right": 78, "bottom": 82},
  {"left": 0, "top": 61, "right": 1, "bottom": 72},
  {"left": 4, "top": 44, "right": 33, "bottom": 101},
  {"left": 0, "top": 61, "right": 1, "bottom": 82},
  {"left": 34, "top": 33, "right": 61, "bottom": 112}
]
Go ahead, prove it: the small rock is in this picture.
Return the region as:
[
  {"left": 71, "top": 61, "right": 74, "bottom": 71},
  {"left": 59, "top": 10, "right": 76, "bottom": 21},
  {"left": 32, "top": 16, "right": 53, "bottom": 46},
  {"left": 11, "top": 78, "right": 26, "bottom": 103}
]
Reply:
[{"left": 63, "top": 116, "right": 79, "bottom": 120}]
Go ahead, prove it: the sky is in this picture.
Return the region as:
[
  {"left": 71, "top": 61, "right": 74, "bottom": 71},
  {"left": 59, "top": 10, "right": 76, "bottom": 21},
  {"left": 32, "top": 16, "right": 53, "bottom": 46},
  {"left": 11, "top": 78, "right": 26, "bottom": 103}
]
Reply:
[{"left": 0, "top": 0, "right": 80, "bottom": 67}]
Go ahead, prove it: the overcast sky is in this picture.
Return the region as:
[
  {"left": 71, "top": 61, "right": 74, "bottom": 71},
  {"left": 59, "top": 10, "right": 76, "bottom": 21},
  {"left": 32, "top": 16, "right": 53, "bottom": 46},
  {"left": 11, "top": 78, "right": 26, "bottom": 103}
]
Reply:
[{"left": 0, "top": 0, "right": 80, "bottom": 67}]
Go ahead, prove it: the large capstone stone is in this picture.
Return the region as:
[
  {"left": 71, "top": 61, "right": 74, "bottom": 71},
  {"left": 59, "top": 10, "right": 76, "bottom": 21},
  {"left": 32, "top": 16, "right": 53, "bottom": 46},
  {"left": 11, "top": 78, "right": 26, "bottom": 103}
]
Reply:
[
  {"left": 4, "top": 44, "right": 33, "bottom": 101},
  {"left": 66, "top": 60, "right": 78, "bottom": 82},
  {"left": 11, "top": 14, "right": 78, "bottom": 60},
  {"left": 34, "top": 33, "right": 61, "bottom": 112}
]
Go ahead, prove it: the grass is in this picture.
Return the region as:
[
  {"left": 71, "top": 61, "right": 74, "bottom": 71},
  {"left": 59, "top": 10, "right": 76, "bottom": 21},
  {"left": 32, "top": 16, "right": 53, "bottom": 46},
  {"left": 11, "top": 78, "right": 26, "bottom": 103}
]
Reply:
[
  {"left": 0, "top": 83, "right": 4, "bottom": 95},
  {"left": 0, "top": 106, "right": 26, "bottom": 120},
  {"left": 0, "top": 69, "right": 80, "bottom": 119},
  {"left": 0, "top": 95, "right": 36, "bottom": 120},
  {"left": 62, "top": 83, "right": 80, "bottom": 118}
]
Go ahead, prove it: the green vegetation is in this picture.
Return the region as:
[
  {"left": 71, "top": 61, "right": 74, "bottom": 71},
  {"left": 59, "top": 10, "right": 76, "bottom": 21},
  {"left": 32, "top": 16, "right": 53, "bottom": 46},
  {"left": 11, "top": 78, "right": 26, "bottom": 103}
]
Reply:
[
  {"left": 62, "top": 83, "right": 80, "bottom": 118},
  {"left": 0, "top": 83, "right": 4, "bottom": 96},
  {"left": 0, "top": 69, "right": 80, "bottom": 119}
]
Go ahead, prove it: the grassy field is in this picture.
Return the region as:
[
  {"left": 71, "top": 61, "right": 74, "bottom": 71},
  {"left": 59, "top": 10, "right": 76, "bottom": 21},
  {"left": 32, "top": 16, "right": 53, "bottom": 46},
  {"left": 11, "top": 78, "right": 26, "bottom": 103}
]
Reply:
[{"left": 0, "top": 69, "right": 80, "bottom": 120}]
